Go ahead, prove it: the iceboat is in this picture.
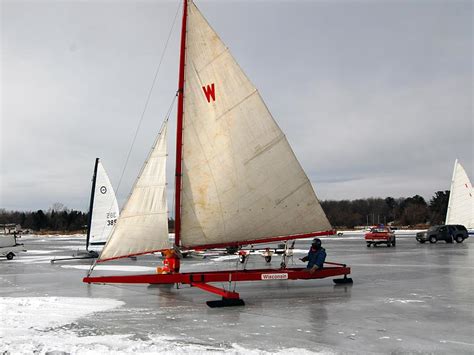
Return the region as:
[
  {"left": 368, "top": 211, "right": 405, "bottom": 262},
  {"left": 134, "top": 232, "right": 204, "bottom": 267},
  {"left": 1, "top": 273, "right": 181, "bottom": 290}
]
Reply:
[
  {"left": 84, "top": 0, "right": 352, "bottom": 307},
  {"left": 445, "top": 159, "right": 474, "bottom": 232},
  {"left": 51, "top": 158, "right": 119, "bottom": 262}
]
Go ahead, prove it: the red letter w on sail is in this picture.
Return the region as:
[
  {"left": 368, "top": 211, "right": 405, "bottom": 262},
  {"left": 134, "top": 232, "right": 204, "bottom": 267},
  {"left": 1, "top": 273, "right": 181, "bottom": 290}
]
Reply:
[{"left": 202, "top": 83, "right": 216, "bottom": 103}]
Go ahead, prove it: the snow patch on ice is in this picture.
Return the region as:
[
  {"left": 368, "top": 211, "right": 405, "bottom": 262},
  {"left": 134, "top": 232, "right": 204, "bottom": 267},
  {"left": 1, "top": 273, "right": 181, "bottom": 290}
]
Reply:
[
  {"left": 3, "top": 333, "right": 225, "bottom": 354},
  {"left": 8, "top": 255, "right": 56, "bottom": 264},
  {"left": 22, "top": 249, "right": 60, "bottom": 254},
  {"left": 385, "top": 298, "right": 425, "bottom": 304},
  {"left": 440, "top": 339, "right": 474, "bottom": 346},
  {"left": 0, "top": 297, "right": 123, "bottom": 338},
  {"left": 0, "top": 296, "right": 339, "bottom": 354},
  {"left": 23, "top": 234, "right": 85, "bottom": 240},
  {"left": 230, "top": 344, "right": 333, "bottom": 355},
  {"left": 210, "top": 255, "right": 240, "bottom": 262},
  {"left": 289, "top": 249, "right": 309, "bottom": 254},
  {"left": 3, "top": 330, "right": 336, "bottom": 354},
  {"left": 54, "top": 246, "right": 86, "bottom": 250}
]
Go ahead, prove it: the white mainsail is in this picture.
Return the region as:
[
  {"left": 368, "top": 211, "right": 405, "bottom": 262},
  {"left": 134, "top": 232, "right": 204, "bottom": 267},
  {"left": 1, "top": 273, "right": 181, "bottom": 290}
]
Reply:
[
  {"left": 99, "top": 122, "right": 170, "bottom": 261},
  {"left": 179, "top": 2, "right": 331, "bottom": 248},
  {"left": 445, "top": 159, "right": 474, "bottom": 229},
  {"left": 88, "top": 160, "right": 120, "bottom": 250}
]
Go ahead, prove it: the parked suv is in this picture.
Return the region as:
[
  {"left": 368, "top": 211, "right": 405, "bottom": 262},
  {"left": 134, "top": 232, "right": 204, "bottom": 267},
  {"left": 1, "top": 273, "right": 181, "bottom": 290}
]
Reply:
[{"left": 416, "top": 225, "right": 469, "bottom": 244}]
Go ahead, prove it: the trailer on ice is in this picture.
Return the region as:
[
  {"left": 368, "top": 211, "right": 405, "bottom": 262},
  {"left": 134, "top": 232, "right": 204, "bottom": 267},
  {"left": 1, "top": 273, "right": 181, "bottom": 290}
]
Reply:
[{"left": 0, "top": 234, "right": 26, "bottom": 260}]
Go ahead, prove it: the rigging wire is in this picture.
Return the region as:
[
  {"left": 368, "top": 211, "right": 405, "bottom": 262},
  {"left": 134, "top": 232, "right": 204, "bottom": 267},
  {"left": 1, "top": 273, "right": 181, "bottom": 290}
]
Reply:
[
  {"left": 113, "top": 0, "right": 181, "bottom": 200},
  {"left": 123, "top": 92, "right": 176, "bottom": 207},
  {"left": 89, "top": 92, "right": 177, "bottom": 274}
]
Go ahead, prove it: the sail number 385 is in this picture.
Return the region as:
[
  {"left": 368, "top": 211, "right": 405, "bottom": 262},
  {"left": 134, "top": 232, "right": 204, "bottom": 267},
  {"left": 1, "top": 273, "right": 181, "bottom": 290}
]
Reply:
[{"left": 106, "top": 212, "right": 117, "bottom": 226}]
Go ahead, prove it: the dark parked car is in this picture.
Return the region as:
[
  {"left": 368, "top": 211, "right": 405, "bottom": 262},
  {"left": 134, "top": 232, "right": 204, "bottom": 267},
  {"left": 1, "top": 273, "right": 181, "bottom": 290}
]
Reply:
[{"left": 416, "top": 225, "right": 469, "bottom": 244}]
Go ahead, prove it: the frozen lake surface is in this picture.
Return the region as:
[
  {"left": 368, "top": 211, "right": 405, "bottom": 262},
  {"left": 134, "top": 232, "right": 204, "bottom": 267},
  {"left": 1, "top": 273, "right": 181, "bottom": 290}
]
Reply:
[{"left": 1, "top": 233, "right": 473, "bottom": 354}]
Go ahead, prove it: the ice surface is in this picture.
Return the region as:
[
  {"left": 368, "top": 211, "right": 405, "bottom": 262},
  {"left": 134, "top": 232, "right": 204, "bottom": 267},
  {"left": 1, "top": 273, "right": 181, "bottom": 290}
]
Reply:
[{"left": 1, "top": 234, "right": 473, "bottom": 354}]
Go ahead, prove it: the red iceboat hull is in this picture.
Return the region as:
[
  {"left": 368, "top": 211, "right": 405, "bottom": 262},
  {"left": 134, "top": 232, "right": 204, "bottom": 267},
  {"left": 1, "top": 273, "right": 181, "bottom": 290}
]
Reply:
[{"left": 83, "top": 263, "right": 352, "bottom": 307}]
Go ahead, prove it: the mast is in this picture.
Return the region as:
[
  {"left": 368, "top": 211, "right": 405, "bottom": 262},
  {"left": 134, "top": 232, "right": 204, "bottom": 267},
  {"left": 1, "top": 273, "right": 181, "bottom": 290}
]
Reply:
[
  {"left": 86, "top": 157, "right": 99, "bottom": 251},
  {"left": 174, "top": 0, "right": 188, "bottom": 247}
]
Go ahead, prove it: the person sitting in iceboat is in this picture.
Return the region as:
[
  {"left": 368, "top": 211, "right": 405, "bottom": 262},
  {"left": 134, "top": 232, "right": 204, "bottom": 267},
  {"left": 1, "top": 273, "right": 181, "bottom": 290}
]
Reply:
[
  {"left": 156, "top": 249, "right": 180, "bottom": 274},
  {"left": 300, "top": 238, "right": 326, "bottom": 273}
]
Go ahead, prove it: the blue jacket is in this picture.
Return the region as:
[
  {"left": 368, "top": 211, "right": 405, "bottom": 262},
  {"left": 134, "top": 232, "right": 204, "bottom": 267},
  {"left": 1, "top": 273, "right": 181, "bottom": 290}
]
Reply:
[{"left": 304, "top": 247, "right": 326, "bottom": 269}]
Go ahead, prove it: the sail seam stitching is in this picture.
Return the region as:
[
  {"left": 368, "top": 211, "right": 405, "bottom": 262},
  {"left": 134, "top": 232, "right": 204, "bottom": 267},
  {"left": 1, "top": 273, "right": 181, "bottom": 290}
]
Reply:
[
  {"left": 243, "top": 134, "right": 286, "bottom": 166},
  {"left": 196, "top": 47, "right": 229, "bottom": 73},
  {"left": 275, "top": 181, "right": 308, "bottom": 206},
  {"left": 215, "top": 89, "right": 258, "bottom": 122}
]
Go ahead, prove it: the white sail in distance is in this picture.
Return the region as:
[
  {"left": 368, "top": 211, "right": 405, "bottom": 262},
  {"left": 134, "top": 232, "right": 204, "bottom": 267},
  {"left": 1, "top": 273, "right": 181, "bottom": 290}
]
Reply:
[
  {"left": 88, "top": 160, "right": 120, "bottom": 250},
  {"left": 99, "top": 122, "right": 170, "bottom": 261},
  {"left": 179, "top": 1, "right": 331, "bottom": 248},
  {"left": 445, "top": 159, "right": 474, "bottom": 229}
]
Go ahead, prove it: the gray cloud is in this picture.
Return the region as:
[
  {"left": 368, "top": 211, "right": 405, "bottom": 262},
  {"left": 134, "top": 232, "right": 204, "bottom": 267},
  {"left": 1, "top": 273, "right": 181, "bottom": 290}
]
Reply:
[{"left": 1, "top": 0, "right": 472, "bottom": 211}]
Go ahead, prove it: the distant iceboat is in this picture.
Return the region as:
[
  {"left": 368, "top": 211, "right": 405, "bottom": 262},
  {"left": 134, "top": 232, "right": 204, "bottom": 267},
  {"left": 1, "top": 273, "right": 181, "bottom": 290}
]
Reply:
[
  {"left": 86, "top": 158, "right": 120, "bottom": 253},
  {"left": 51, "top": 158, "right": 119, "bottom": 263},
  {"left": 445, "top": 159, "right": 474, "bottom": 230}
]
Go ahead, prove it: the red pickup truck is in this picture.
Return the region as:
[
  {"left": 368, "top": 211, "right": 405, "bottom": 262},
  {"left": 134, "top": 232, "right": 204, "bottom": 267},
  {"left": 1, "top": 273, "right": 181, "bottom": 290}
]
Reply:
[{"left": 365, "top": 226, "right": 396, "bottom": 247}]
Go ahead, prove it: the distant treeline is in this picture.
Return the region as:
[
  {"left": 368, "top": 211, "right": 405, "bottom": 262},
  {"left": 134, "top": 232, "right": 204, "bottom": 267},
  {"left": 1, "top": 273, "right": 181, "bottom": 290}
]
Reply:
[
  {"left": 0, "top": 191, "right": 449, "bottom": 232},
  {"left": 0, "top": 202, "right": 176, "bottom": 233},
  {"left": 0, "top": 203, "right": 89, "bottom": 232},
  {"left": 321, "top": 191, "right": 450, "bottom": 228}
]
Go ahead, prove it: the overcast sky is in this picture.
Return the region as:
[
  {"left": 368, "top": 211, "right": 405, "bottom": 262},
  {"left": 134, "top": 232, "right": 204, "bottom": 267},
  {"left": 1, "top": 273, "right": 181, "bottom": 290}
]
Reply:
[{"left": 1, "top": 0, "right": 472, "bottom": 212}]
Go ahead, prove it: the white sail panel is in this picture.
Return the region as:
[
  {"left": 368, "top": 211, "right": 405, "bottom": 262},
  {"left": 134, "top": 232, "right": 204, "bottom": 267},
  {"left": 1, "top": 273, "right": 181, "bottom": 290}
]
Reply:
[
  {"left": 179, "top": 2, "right": 331, "bottom": 248},
  {"left": 99, "top": 122, "right": 170, "bottom": 261},
  {"left": 89, "top": 161, "right": 120, "bottom": 249},
  {"left": 445, "top": 160, "right": 474, "bottom": 229}
]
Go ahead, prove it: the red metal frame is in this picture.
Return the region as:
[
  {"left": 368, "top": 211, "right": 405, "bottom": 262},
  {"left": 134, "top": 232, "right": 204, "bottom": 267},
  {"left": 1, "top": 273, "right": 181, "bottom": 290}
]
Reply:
[
  {"left": 191, "top": 282, "right": 241, "bottom": 299},
  {"left": 83, "top": 262, "right": 351, "bottom": 297},
  {"left": 174, "top": 0, "right": 188, "bottom": 248}
]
